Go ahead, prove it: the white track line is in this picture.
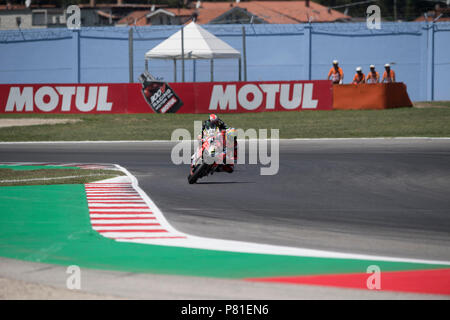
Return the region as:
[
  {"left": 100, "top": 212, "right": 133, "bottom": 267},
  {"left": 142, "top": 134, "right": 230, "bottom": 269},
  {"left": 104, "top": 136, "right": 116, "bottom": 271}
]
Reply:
[{"left": 1, "top": 137, "right": 450, "bottom": 144}]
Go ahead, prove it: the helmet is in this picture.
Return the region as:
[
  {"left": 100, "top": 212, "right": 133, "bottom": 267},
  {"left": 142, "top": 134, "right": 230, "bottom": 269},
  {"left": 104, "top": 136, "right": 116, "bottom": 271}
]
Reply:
[
  {"left": 333, "top": 60, "right": 339, "bottom": 65},
  {"left": 384, "top": 63, "right": 390, "bottom": 68},
  {"left": 356, "top": 67, "right": 362, "bottom": 72},
  {"left": 209, "top": 114, "right": 218, "bottom": 124},
  {"left": 370, "top": 64, "right": 375, "bottom": 69}
]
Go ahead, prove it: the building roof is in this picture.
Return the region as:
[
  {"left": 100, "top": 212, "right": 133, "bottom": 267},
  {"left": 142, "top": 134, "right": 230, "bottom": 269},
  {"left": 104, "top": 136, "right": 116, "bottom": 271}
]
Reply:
[
  {"left": 414, "top": 8, "right": 450, "bottom": 22},
  {"left": 0, "top": 4, "right": 56, "bottom": 11},
  {"left": 196, "top": 1, "right": 350, "bottom": 24},
  {"left": 118, "top": 8, "right": 194, "bottom": 26},
  {"left": 97, "top": 10, "right": 121, "bottom": 20},
  {"left": 165, "top": 8, "right": 196, "bottom": 17},
  {"left": 117, "top": 10, "right": 150, "bottom": 26},
  {"left": 415, "top": 16, "right": 450, "bottom": 22},
  {"left": 120, "top": 1, "right": 350, "bottom": 26},
  {"left": 78, "top": 4, "right": 165, "bottom": 9}
]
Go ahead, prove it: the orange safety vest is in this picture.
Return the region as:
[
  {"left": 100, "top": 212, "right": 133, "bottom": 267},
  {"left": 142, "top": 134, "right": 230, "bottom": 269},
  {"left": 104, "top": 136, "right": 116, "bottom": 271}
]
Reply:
[
  {"left": 366, "top": 71, "right": 379, "bottom": 84},
  {"left": 352, "top": 73, "right": 366, "bottom": 84},
  {"left": 328, "top": 67, "right": 343, "bottom": 84},
  {"left": 382, "top": 70, "right": 396, "bottom": 83}
]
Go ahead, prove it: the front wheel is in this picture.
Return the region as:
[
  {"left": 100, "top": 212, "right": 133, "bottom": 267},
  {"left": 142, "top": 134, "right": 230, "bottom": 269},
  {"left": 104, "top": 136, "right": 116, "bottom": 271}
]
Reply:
[{"left": 188, "top": 162, "right": 208, "bottom": 184}]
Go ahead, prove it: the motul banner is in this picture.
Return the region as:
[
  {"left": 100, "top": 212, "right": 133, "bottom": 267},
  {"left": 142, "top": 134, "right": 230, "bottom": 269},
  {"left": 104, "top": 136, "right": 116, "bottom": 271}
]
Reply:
[{"left": 0, "top": 80, "right": 332, "bottom": 114}]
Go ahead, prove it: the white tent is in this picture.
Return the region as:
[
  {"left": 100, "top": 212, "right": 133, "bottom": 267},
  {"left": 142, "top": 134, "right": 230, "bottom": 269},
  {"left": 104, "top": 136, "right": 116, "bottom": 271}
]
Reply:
[{"left": 144, "top": 22, "right": 242, "bottom": 82}]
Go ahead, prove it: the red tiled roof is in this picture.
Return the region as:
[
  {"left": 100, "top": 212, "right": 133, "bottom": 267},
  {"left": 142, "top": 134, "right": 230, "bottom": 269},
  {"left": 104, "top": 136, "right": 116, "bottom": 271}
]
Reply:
[
  {"left": 117, "top": 1, "right": 350, "bottom": 26},
  {"left": 97, "top": 10, "right": 121, "bottom": 20},
  {"left": 415, "top": 9, "right": 450, "bottom": 22},
  {"left": 0, "top": 4, "right": 56, "bottom": 11},
  {"left": 117, "top": 10, "right": 150, "bottom": 26},
  {"left": 119, "top": 8, "right": 195, "bottom": 26},
  {"left": 195, "top": 1, "right": 350, "bottom": 24},
  {"left": 165, "top": 8, "right": 196, "bottom": 17},
  {"left": 78, "top": 4, "right": 164, "bottom": 9},
  {"left": 415, "top": 16, "right": 450, "bottom": 22},
  {"left": 194, "top": 2, "right": 234, "bottom": 24}
]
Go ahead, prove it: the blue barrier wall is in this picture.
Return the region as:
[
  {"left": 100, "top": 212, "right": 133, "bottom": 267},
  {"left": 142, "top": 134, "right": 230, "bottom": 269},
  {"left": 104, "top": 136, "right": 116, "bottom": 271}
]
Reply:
[{"left": 1, "top": 22, "right": 449, "bottom": 101}]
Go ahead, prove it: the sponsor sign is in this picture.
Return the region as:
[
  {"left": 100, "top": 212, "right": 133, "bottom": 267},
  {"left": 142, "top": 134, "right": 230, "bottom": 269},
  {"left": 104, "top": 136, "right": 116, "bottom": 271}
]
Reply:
[
  {"left": 1, "top": 84, "right": 128, "bottom": 114},
  {"left": 0, "top": 80, "right": 332, "bottom": 114},
  {"left": 140, "top": 73, "right": 183, "bottom": 113}
]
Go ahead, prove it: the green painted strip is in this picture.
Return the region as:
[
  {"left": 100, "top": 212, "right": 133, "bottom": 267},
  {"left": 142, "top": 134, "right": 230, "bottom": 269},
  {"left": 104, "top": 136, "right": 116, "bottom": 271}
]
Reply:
[
  {"left": 0, "top": 184, "right": 448, "bottom": 278},
  {"left": 0, "top": 165, "right": 81, "bottom": 171}
]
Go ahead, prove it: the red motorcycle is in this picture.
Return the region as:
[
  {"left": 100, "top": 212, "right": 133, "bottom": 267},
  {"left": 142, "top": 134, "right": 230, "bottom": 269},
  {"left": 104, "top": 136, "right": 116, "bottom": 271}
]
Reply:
[{"left": 188, "top": 127, "right": 237, "bottom": 184}]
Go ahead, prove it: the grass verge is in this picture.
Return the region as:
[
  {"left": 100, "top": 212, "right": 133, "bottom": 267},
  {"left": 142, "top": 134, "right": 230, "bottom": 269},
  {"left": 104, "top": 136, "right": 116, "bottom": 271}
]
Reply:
[
  {"left": 0, "top": 168, "right": 125, "bottom": 186},
  {"left": 0, "top": 103, "right": 449, "bottom": 141}
]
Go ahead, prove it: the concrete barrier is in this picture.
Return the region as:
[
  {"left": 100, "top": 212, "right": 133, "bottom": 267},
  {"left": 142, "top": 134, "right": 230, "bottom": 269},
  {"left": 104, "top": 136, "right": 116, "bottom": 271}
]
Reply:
[{"left": 333, "top": 83, "right": 413, "bottom": 110}]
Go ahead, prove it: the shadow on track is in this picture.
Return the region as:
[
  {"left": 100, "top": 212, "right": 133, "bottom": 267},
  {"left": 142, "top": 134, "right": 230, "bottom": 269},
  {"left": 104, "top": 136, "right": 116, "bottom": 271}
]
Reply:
[{"left": 194, "top": 181, "right": 255, "bottom": 185}]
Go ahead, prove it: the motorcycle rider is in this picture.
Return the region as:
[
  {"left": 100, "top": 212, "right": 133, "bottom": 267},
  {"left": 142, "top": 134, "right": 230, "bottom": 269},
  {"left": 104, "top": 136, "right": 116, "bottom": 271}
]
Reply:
[
  {"left": 194, "top": 114, "right": 236, "bottom": 174},
  {"left": 202, "top": 114, "right": 228, "bottom": 132}
]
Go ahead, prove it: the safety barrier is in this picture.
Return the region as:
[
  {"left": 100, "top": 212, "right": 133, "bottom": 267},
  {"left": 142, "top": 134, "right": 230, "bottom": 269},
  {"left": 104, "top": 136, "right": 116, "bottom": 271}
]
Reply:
[
  {"left": 2, "top": 22, "right": 450, "bottom": 101},
  {"left": 0, "top": 80, "right": 333, "bottom": 114},
  {"left": 1, "top": 81, "right": 412, "bottom": 113},
  {"left": 332, "top": 83, "right": 413, "bottom": 110}
]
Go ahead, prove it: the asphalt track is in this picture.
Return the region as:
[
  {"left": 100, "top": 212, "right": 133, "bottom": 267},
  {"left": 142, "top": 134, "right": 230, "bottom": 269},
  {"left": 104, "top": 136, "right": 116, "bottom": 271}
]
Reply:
[{"left": 1, "top": 138, "right": 450, "bottom": 298}]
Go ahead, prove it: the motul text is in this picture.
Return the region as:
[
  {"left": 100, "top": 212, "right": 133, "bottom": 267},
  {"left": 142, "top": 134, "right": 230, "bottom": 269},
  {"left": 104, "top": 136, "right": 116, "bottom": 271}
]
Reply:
[
  {"left": 4, "top": 86, "right": 112, "bottom": 112},
  {"left": 208, "top": 83, "right": 319, "bottom": 111}
]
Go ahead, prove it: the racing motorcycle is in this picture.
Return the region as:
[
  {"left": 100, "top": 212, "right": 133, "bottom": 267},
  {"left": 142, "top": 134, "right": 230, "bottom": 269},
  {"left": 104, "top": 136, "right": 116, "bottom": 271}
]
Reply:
[{"left": 188, "top": 127, "right": 237, "bottom": 184}]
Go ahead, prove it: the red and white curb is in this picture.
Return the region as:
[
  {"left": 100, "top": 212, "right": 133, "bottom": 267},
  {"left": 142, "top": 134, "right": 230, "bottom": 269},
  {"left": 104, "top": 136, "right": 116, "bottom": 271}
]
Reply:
[
  {"left": 3, "top": 161, "right": 448, "bottom": 265},
  {"left": 86, "top": 182, "right": 186, "bottom": 241},
  {"left": 84, "top": 164, "right": 450, "bottom": 267}
]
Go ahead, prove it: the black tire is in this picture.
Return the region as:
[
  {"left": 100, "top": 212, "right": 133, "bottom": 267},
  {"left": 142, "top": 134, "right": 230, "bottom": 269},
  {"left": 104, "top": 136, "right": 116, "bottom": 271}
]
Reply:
[{"left": 188, "top": 162, "right": 208, "bottom": 184}]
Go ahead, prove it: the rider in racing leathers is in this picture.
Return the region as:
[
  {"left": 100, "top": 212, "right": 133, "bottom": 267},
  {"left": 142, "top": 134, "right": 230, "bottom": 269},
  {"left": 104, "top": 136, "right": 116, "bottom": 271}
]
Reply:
[
  {"left": 202, "top": 114, "right": 228, "bottom": 133},
  {"left": 191, "top": 114, "right": 236, "bottom": 174}
]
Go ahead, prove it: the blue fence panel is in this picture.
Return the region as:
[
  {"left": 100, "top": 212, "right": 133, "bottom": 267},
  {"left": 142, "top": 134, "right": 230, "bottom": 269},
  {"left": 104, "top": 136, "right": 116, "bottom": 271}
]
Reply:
[
  {"left": 433, "top": 23, "right": 450, "bottom": 101},
  {"left": 79, "top": 28, "right": 129, "bottom": 83},
  {"left": 0, "top": 22, "right": 449, "bottom": 101},
  {"left": 310, "top": 23, "right": 424, "bottom": 100},
  {"left": 0, "top": 28, "right": 76, "bottom": 83}
]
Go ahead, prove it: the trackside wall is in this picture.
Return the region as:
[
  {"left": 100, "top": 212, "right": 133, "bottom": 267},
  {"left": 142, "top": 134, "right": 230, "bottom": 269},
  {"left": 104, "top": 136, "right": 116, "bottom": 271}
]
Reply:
[{"left": 0, "top": 22, "right": 449, "bottom": 101}]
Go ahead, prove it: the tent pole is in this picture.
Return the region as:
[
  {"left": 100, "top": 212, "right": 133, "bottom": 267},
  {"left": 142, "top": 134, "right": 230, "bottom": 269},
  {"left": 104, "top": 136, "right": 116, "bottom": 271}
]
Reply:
[
  {"left": 145, "top": 59, "right": 148, "bottom": 72},
  {"left": 210, "top": 59, "right": 214, "bottom": 82},
  {"left": 238, "top": 58, "right": 242, "bottom": 81},
  {"left": 181, "top": 26, "right": 185, "bottom": 83},
  {"left": 174, "top": 59, "right": 177, "bottom": 82},
  {"left": 193, "top": 59, "right": 196, "bottom": 82},
  {"left": 128, "top": 27, "right": 134, "bottom": 83},
  {"left": 242, "top": 26, "right": 247, "bottom": 81}
]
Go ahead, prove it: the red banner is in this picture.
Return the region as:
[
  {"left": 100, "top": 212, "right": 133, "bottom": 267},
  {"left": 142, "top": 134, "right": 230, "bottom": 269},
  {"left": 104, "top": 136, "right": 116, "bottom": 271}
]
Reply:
[{"left": 0, "top": 80, "right": 332, "bottom": 114}]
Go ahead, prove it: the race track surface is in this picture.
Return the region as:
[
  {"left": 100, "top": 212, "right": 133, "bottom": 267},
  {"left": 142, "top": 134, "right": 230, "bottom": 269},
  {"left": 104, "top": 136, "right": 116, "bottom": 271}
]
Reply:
[{"left": 1, "top": 138, "right": 449, "bottom": 263}]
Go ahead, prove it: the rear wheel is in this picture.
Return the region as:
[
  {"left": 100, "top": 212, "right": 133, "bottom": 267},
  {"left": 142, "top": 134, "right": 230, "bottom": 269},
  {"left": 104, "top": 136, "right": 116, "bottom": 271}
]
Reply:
[{"left": 188, "top": 163, "right": 208, "bottom": 184}]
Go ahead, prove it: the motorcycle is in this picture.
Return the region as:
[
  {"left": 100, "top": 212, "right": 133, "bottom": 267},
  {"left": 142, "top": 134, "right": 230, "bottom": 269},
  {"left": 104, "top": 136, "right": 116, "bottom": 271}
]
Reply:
[{"left": 188, "top": 127, "right": 237, "bottom": 184}]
